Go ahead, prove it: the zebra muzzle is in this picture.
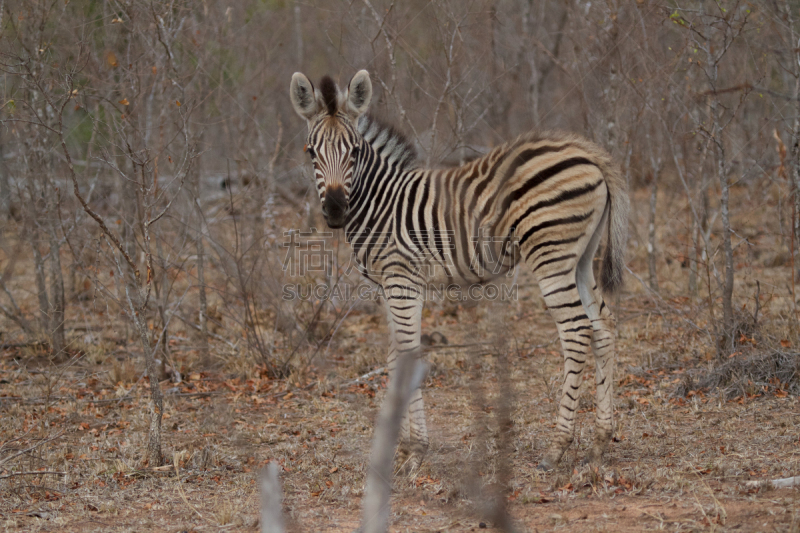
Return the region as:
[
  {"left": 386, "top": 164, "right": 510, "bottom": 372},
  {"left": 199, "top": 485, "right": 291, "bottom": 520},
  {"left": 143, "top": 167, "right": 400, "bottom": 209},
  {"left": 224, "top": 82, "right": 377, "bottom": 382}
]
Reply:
[{"left": 322, "top": 186, "right": 348, "bottom": 228}]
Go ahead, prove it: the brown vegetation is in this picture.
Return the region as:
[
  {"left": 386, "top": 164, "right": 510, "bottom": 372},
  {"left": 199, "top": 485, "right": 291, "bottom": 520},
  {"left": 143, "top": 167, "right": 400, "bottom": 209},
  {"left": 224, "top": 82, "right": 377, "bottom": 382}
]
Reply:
[{"left": 1, "top": 0, "right": 799, "bottom": 531}]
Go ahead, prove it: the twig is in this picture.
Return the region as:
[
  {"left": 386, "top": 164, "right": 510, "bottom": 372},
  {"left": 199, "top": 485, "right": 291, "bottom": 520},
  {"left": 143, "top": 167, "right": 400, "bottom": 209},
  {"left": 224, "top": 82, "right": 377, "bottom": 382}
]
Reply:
[
  {"left": 0, "top": 341, "right": 48, "bottom": 351},
  {"left": 360, "top": 356, "right": 429, "bottom": 533},
  {"left": 530, "top": 34, "right": 573, "bottom": 79},
  {"left": 259, "top": 462, "right": 286, "bottom": 533},
  {"left": 0, "top": 471, "right": 66, "bottom": 480},
  {"left": 745, "top": 476, "right": 800, "bottom": 490},
  {"left": 51, "top": 75, "right": 140, "bottom": 285},
  {"left": 361, "top": 0, "right": 423, "bottom": 145},
  {"left": 0, "top": 390, "right": 220, "bottom": 405},
  {"left": 0, "top": 430, "right": 65, "bottom": 469},
  {"left": 625, "top": 266, "right": 705, "bottom": 334},
  {"left": 687, "top": 461, "right": 727, "bottom": 529},
  {"left": 172, "top": 313, "right": 238, "bottom": 349},
  {"left": 173, "top": 452, "right": 211, "bottom": 523},
  {"left": 340, "top": 366, "right": 386, "bottom": 389}
]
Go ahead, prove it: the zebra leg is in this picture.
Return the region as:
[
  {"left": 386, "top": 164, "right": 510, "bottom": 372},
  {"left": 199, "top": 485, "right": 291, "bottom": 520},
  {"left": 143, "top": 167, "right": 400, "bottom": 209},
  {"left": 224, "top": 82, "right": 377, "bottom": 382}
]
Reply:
[
  {"left": 537, "top": 273, "right": 593, "bottom": 471},
  {"left": 575, "top": 212, "right": 616, "bottom": 465},
  {"left": 391, "top": 344, "right": 418, "bottom": 458},
  {"left": 384, "top": 290, "right": 428, "bottom": 470},
  {"left": 584, "top": 283, "right": 616, "bottom": 465},
  {"left": 403, "top": 387, "right": 428, "bottom": 468}
]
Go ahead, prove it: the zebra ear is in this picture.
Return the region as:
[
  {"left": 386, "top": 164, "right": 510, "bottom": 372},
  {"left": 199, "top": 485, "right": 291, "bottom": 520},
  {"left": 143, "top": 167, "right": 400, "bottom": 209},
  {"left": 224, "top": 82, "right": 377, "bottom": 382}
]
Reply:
[
  {"left": 290, "top": 72, "right": 320, "bottom": 120},
  {"left": 345, "top": 70, "right": 372, "bottom": 119}
]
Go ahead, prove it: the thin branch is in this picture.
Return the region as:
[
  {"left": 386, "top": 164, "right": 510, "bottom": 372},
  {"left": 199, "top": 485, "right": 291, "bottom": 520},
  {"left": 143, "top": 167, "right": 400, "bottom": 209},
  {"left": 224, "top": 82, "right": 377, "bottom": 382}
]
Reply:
[
  {"left": 47, "top": 72, "right": 141, "bottom": 284},
  {"left": 0, "top": 471, "right": 66, "bottom": 479},
  {"left": 0, "top": 430, "right": 66, "bottom": 469}
]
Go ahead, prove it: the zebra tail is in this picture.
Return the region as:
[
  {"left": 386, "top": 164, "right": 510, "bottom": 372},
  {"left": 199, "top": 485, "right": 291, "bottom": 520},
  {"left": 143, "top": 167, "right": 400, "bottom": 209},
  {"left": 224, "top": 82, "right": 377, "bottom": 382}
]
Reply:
[{"left": 599, "top": 158, "right": 630, "bottom": 295}]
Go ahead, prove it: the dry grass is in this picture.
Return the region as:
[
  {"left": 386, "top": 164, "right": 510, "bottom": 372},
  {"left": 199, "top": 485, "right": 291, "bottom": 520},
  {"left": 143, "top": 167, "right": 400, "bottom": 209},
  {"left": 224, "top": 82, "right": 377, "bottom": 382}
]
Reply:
[
  {"left": 675, "top": 349, "right": 800, "bottom": 399},
  {"left": 2, "top": 297, "right": 798, "bottom": 531},
  {"left": 1, "top": 188, "right": 800, "bottom": 532}
]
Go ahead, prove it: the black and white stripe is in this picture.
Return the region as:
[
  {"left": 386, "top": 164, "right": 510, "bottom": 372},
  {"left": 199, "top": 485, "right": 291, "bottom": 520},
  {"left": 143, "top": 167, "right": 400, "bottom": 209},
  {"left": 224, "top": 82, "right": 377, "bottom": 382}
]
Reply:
[{"left": 290, "top": 70, "right": 629, "bottom": 470}]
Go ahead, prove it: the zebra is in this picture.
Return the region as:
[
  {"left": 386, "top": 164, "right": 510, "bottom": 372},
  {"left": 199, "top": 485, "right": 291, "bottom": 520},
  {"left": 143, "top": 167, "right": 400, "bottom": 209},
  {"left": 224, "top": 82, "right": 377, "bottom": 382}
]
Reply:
[{"left": 289, "top": 70, "right": 629, "bottom": 471}]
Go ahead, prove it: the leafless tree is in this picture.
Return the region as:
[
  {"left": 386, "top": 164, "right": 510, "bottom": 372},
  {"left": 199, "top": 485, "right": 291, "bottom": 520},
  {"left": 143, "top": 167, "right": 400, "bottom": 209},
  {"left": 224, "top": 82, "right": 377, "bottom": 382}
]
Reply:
[{"left": 1, "top": 0, "right": 797, "bottom": 528}]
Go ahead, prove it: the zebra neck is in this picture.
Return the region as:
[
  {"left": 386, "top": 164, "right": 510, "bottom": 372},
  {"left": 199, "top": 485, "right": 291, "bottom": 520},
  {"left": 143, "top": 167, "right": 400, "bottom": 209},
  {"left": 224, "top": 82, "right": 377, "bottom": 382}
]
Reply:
[
  {"left": 343, "top": 116, "right": 420, "bottom": 259},
  {"left": 357, "top": 115, "right": 417, "bottom": 171},
  {"left": 346, "top": 141, "right": 400, "bottom": 237},
  {"left": 344, "top": 141, "right": 424, "bottom": 261}
]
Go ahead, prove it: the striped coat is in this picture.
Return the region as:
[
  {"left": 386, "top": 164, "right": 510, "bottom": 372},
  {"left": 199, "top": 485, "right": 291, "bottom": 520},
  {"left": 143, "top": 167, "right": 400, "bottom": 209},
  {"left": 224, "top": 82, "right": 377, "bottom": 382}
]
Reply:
[{"left": 290, "top": 70, "right": 629, "bottom": 471}]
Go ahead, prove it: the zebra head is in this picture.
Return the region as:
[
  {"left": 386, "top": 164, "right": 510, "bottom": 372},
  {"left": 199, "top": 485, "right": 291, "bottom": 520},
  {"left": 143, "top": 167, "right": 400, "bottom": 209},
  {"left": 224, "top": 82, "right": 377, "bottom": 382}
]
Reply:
[{"left": 290, "top": 70, "right": 372, "bottom": 229}]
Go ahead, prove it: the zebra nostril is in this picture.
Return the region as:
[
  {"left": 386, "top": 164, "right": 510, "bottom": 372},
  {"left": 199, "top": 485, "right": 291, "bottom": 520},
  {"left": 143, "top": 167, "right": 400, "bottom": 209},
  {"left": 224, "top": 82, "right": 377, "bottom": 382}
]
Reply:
[{"left": 321, "top": 186, "right": 347, "bottom": 228}]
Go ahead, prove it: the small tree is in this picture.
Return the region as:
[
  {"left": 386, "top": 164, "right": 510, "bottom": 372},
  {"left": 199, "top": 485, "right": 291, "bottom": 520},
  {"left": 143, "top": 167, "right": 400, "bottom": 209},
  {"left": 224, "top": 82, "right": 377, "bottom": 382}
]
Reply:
[{"left": 1, "top": 1, "right": 200, "bottom": 465}]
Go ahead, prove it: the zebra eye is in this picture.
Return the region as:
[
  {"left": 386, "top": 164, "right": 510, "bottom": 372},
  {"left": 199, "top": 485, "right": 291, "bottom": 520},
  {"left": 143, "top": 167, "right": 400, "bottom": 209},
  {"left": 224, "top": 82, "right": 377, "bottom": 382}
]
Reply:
[
  {"left": 351, "top": 146, "right": 360, "bottom": 158},
  {"left": 305, "top": 145, "right": 316, "bottom": 159}
]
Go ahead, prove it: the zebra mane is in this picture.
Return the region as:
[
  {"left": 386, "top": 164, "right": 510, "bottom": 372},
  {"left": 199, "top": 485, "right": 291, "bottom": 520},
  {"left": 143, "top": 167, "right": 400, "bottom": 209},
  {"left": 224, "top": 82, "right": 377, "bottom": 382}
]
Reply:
[
  {"left": 358, "top": 114, "right": 417, "bottom": 170},
  {"left": 319, "top": 75, "right": 339, "bottom": 116}
]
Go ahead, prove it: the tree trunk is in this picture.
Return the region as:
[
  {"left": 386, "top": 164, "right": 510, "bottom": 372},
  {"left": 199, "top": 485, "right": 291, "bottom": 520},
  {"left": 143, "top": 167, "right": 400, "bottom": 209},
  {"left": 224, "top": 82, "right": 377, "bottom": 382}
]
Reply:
[
  {"left": 195, "top": 200, "right": 210, "bottom": 368},
  {"left": 787, "top": 1, "right": 800, "bottom": 308},
  {"left": 717, "top": 142, "right": 735, "bottom": 353},
  {"left": 46, "top": 191, "right": 65, "bottom": 358},
  {"left": 127, "top": 277, "right": 164, "bottom": 466},
  {"left": 707, "top": 54, "right": 735, "bottom": 354},
  {"left": 647, "top": 173, "right": 659, "bottom": 293},
  {"left": 0, "top": 135, "right": 10, "bottom": 220},
  {"left": 32, "top": 244, "right": 49, "bottom": 327},
  {"left": 645, "top": 122, "right": 662, "bottom": 294},
  {"left": 120, "top": 154, "right": 164, "bottom": 465},
  {"left": 154, "top": 232, "right": 171, "bottom": 377}
]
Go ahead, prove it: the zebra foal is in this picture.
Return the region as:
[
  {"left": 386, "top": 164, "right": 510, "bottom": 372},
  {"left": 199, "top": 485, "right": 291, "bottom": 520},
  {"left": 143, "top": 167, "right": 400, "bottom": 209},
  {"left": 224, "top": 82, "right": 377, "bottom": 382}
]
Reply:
[{"left": 289, "top": 70, "right": 629, "bottom": 471}]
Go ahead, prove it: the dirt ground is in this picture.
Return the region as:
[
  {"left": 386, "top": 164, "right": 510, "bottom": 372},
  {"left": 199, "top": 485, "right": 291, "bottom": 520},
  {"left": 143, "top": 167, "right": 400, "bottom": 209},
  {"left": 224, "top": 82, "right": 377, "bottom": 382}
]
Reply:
[
  {"left": 2, "top": 289, "right": 799, "bottom": 532},
  {"left": 2, "top": 187, "right": 800, "bottom": 532}
]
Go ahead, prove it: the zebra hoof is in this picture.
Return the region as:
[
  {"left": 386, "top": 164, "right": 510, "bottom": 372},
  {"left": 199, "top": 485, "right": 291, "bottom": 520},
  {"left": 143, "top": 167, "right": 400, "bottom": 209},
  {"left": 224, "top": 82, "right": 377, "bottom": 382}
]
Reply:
[
  {"left": 582, "top": 447, "right": 606, "bottom": 467},
  {"left": 582, "top": 434, "right": 611, "bottom": 466},
  {"left": 395, "top": 452, "right": 423, "bottom": 475},
  {"left": 395, "top": 443, "right": 426, "bottom": 474},
  {"left": 537, "top": 446, "right": 566, "bottom": 472}
]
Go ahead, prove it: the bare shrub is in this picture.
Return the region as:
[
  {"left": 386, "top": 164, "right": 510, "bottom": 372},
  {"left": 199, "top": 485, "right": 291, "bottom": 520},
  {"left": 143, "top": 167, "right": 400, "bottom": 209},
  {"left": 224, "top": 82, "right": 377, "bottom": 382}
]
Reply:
[
  {"left": 1, "top": 0, "right": 800, "bottom": 531},
  {"left": 675, "top": 350, "right": 800, "bottom": 399}
]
